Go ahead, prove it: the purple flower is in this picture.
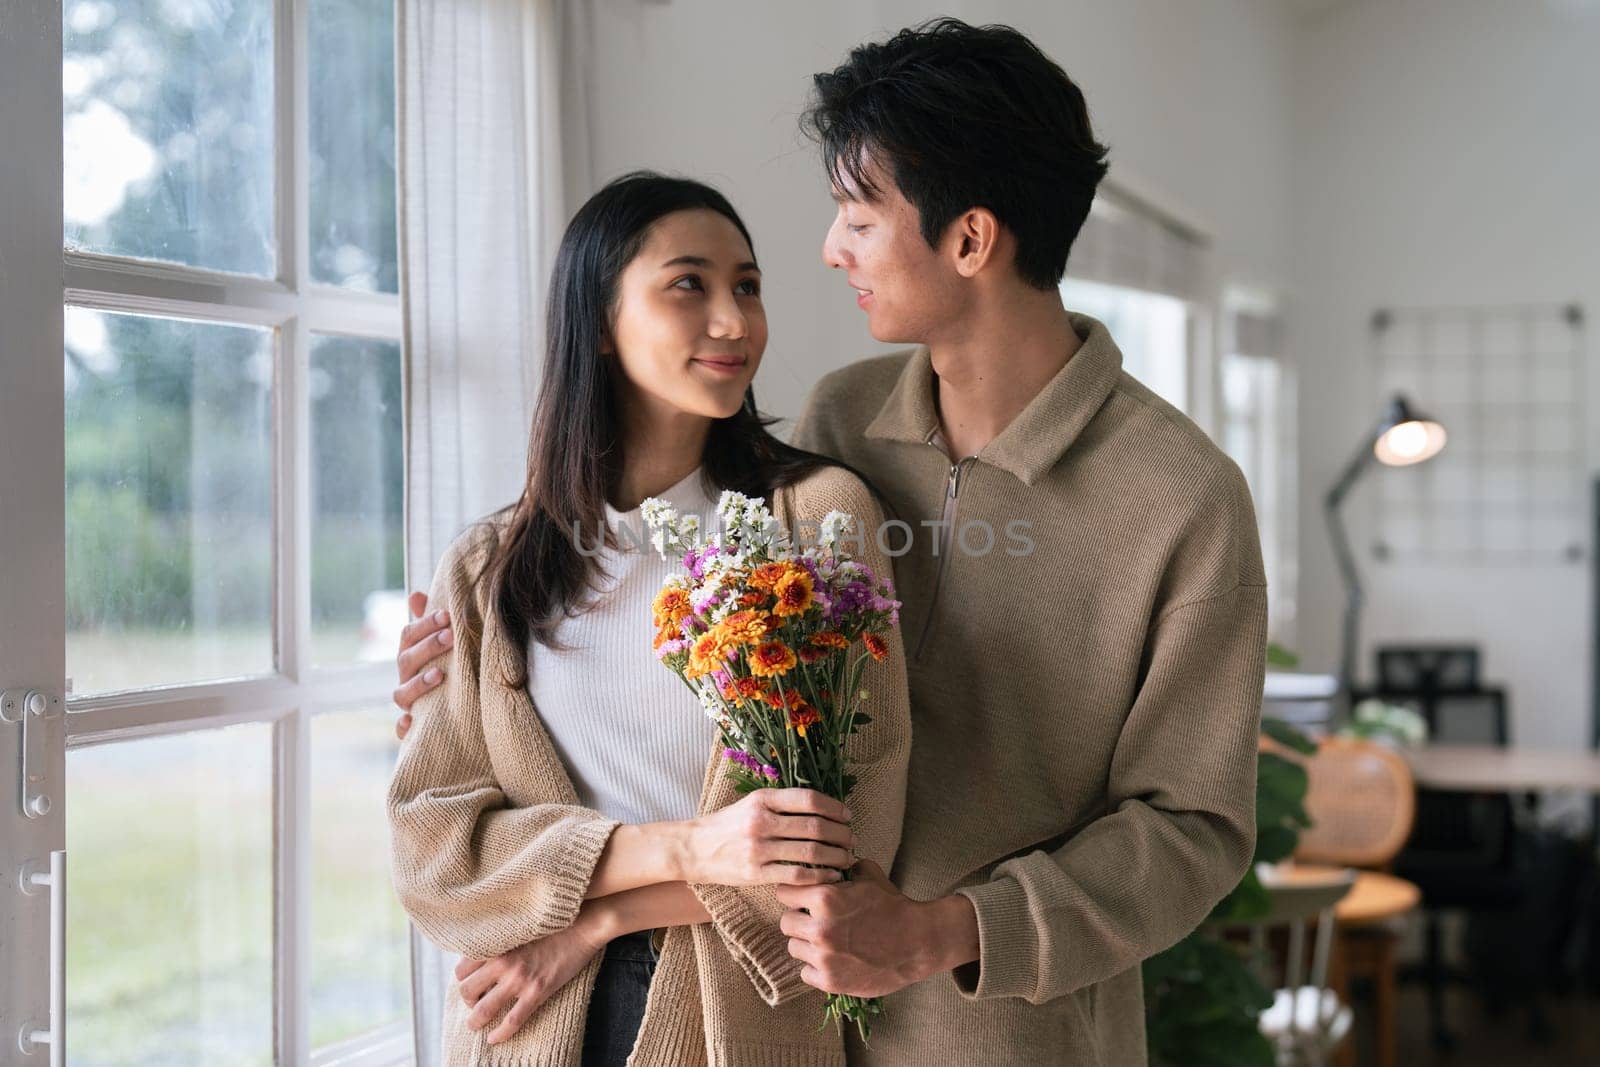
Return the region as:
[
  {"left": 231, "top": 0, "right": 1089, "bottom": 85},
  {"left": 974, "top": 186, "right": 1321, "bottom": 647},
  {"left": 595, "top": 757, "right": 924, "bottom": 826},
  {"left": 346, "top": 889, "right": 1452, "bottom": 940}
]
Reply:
[
  {"left": 827, "top": 579, "right": 873, "bottom": 623},
  {"left": 798, "top": 556, "right": 823, "bottom": 584},
  {"left": 683, "top": 542, "right": 721, "bottom": 580},
  {"left": 654, "top": 638, "right": 687, "bottom": 659},
  {"left": 723, "top": 748, "right": 782, "bottom": 782},
  {"left": 724, "top": 748, "right": 765, "bottom": 776}
]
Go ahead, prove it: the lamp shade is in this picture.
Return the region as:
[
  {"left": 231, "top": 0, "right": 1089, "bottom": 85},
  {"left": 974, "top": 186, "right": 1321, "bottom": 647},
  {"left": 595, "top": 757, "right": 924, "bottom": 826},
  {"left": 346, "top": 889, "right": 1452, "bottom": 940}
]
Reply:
[{"left": 1372, "top": 394, "right": 1446, "bottom": 467}]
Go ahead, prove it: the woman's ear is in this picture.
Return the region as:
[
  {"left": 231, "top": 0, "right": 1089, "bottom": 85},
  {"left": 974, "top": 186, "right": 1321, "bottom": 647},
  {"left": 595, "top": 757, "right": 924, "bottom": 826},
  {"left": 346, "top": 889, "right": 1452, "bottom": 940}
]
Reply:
[
  {"left": 599, "top": 326, "right": 616, "bottom": 357},
  {"left": 951, "top": 207, "right": 1001, "bottom": 279}
]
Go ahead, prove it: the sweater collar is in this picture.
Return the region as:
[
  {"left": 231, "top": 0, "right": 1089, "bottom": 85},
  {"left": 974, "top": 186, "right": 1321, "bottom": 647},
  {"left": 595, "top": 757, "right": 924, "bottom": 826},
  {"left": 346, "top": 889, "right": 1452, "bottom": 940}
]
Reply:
[{"left": 863, "top": 312, "right": 1124, "bottom": 485}]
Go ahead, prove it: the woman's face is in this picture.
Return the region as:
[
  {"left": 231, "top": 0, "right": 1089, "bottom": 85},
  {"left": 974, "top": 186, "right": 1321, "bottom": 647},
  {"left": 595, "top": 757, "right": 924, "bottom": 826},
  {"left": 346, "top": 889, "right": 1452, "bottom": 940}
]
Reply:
[{"left": 607, "top": 208, "right": 767, "bottom": 422}]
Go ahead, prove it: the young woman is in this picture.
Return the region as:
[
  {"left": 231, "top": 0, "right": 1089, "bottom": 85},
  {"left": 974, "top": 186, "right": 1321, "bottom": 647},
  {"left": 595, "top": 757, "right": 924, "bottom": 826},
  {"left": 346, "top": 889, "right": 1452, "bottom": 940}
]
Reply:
[{"left": 386, "top": 172, "right": 910, "bottom": 1066}]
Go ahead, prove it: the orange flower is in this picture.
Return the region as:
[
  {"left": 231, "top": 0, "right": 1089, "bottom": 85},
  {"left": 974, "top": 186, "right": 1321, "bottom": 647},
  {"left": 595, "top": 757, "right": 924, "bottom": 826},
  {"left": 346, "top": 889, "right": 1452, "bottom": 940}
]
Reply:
[
  {"left": 749, "top": 641, "right": 798, "bottom": 678},
  {"left": 721, "top": 610, "right": 769, "bottom": 646},
  {"left": 652, "top": 587, "right": 693, "bottom": 628},
  {"left": 787, "top": 702, "right": 822, "bottom": 738},
  {"left": 738, "top": 591, "right": 767, "bottom": 608},
  {"left": 863, "top": 633, "right": 889, "bottom": 662},
  {"left": 772, "top": 570, "right": 815, "bottom": 617},
  {"left": 809, "top": 630, "right": 849, "bottom": 649},
  {"left": 687, "top": 626, "right": 736, "bottom": 679},
  {"left": 763, "top": 687, "right": 807, "bottom": 711},
  {"left": 798, "top": 644, "right": 830, "bottom": 664},
  {"left": 748, "top": 562, "right": 790, "bottom": 592},
  {"left": 734, "top": 677, "right": 766, "bottom": 704}
]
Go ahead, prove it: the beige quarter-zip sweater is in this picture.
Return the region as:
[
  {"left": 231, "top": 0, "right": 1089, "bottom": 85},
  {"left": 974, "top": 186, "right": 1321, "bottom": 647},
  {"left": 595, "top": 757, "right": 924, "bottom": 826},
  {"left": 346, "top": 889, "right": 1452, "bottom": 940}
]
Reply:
[
  {"left": 792, "top": 313, "right": 1266, "bottom": 1066},
  {"left": 388, "top": 466, "right": 911, "bottom": 1066}
]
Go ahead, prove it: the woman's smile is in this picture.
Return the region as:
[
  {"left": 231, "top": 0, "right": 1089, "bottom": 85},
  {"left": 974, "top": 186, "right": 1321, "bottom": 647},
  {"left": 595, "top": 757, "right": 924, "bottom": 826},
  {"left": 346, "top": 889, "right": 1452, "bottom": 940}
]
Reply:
[{"left": 691, "top": 354, "right": 748, "bottom": 375}]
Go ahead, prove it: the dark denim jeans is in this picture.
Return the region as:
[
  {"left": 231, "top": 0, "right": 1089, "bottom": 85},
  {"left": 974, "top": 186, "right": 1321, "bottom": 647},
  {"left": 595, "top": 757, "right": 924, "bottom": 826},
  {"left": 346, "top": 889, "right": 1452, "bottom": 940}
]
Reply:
[{"left": 581, "top": 930, "right": 660, "bottom": 1067}]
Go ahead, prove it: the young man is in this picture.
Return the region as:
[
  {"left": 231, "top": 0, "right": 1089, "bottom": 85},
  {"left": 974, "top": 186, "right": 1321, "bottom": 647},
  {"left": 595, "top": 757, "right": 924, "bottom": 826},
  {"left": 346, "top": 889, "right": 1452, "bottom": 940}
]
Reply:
[{"left": 394, "top": 19, "right": 1265, "bottom": 1065}]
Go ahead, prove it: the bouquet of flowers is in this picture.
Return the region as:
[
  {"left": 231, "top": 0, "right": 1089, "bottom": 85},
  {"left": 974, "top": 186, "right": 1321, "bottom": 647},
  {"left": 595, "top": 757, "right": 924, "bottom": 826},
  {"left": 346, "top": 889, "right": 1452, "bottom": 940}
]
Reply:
[{"left": 641, "top": 489, "right": 900, "bottom": 1042}]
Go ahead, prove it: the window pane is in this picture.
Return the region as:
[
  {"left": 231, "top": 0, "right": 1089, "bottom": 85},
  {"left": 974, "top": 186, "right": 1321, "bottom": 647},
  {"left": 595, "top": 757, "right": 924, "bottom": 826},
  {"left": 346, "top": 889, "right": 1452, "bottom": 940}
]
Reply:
[
  {"left": 311, "top": 707, "right": 411, "bottom": 1047},
  {"left": 65, "top": 308, "right": 273, "bottom": 695},
  {"left": 63, "top": 0, "right": 275, "bottom": 275},
  {"left": 67, "top": 724, "right": 274, "bottom": 1065},
  {"left": 310, "top": 334, "right": 403, "bottom": 667},
  {"left": 1060, "top": 276, "right": 1189, "bottom": 412},
  {"left": 309, "top": 0, "right": 398, "bottom": 291}
]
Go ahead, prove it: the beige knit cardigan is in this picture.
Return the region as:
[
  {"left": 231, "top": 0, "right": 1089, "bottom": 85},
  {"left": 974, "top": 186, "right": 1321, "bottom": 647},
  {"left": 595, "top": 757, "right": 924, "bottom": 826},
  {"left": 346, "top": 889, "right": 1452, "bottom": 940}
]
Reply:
[{"left": 387, "top": 466, "right": 911, "bottom": 1066}]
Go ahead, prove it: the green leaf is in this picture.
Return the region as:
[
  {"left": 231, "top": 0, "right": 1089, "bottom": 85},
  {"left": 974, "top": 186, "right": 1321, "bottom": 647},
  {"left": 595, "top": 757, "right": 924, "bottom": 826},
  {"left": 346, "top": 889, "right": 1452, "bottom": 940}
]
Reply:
[
  {"left": 1266, "top": 642, "right": 1301, "bottom": 669},
  {"left": 1253, "top": 825, "right": 1298, "bottom": 865},
  {"left": 1262, "top": 716, "right": 1316, "bottom": 755},
  {"left": 1256, "top": 753, "right": 1310, "bottom": 826},
  {"left": 1209, "top": 869, "right": 1270, "bottom": 922},
  {"left": 1144, "top": 932, "right": 1276, "bottom": 1067}
]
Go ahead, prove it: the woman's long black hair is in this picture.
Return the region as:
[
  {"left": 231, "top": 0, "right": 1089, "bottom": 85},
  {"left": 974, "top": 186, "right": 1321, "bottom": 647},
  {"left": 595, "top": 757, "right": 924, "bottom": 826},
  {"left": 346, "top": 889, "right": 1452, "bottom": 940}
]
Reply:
[{"left": 473, "top": 171, "right": 868, "bottom": 685}]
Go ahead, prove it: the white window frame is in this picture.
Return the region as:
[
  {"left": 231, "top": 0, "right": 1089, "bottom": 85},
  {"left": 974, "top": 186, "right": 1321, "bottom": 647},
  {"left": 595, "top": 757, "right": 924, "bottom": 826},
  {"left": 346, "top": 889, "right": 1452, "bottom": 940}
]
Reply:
[
  {"left": 1220, "top": 288, "right": 1298, "bottom": 648},
  {"left": 45, "top": 0, "right": 410, "bottom": 1061},
  {"left": 1064, "top": 174, "right": 1221, "bottom": 434}
]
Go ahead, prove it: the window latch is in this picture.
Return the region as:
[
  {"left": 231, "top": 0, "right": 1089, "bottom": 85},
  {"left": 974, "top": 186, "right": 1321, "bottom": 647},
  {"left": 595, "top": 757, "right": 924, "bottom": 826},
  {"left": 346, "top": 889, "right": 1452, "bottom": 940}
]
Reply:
[{"left": 1, "top": 688, "right": 62, "bottom": 819}]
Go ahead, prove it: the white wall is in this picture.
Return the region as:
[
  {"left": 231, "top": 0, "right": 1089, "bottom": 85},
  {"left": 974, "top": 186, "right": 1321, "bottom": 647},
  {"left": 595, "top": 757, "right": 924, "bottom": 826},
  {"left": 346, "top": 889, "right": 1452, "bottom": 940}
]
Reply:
[
  {"left": 1290, "top": 0, "right": 1600, "bottom": 752},
  {"left": 580, "top": 0, "right": 1297, "bottom": 419}
]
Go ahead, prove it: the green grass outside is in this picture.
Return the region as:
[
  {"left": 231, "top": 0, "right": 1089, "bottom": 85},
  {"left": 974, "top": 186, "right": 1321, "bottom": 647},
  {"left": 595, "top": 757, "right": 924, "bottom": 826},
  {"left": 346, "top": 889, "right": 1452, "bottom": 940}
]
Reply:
[{"left": 66, "top": 697, "right": 409, "bottom": 1065}]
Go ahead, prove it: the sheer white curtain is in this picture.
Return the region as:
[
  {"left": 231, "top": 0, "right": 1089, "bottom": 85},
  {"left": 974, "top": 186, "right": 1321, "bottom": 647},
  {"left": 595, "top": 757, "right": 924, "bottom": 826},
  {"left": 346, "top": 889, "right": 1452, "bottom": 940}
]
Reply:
[{"left": 396, "top": 0, "right": 591, "bottom": 1060}]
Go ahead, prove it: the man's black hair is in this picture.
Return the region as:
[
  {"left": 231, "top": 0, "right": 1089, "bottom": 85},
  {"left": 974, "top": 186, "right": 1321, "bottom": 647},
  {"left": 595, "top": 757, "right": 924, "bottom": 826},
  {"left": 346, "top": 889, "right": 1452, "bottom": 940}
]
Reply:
[{"left": 803, "top": 18, "right": 1110, "bottom": 290}]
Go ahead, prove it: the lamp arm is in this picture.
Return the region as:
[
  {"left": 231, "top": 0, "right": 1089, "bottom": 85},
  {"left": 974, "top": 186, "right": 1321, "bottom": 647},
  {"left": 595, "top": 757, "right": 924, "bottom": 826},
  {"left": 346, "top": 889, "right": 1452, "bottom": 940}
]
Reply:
[{"left": 1323, "top": 437, "right": 1376, "bottom": 699}]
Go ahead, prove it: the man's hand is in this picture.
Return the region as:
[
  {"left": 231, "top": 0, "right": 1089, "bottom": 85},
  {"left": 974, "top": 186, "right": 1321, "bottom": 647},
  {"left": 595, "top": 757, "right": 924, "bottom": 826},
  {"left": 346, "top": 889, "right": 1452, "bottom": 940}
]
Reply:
[
  {"left": 454, "top": 914, "right": 609, "bottom": 1045},
  {"left": 394, "top": 590, "right": 453, "bottom": 739},
  {"left": 774, "top": 859, "right": 980, "bottom": 998},
  {"left": 681, "top": 788, "right": 856, "bottom": 887}
]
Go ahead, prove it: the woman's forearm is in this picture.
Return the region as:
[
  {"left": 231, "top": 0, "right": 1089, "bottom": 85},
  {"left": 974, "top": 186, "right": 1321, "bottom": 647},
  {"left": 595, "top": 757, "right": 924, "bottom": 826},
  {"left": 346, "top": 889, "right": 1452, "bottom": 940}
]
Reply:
[
  {"left": 585, "top": 881, "right": 712, "bottom": 939},
  {"left": 581, "top": 788, "right": 854, "bottom": 900},
  {"left": 582, "top": 820, "right": 693, "bottom": 900}
]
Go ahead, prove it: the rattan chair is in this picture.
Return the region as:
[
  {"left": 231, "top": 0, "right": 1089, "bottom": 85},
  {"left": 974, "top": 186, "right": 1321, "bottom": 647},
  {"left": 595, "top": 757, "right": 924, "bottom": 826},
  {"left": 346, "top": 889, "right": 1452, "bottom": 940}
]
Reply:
[
  {"left": 1295, "top": 737, "right": 1417, "bottom": 869},
  {"left": 1293, "top": 737, "right": 1418, "bottom": 1067}
]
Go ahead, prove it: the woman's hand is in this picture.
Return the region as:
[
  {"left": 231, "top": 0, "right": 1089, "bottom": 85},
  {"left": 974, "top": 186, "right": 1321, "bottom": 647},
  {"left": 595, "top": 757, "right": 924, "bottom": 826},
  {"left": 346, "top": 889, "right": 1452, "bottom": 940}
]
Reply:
[
  {"left": 455, "top": 910, "right": 610, "bottom": 1045},
  {"left": 682, "top": 788, "right": 858, "bottom": 886},
  {"left": 394, "top": 590, "right": 452, "bottom": 738}
]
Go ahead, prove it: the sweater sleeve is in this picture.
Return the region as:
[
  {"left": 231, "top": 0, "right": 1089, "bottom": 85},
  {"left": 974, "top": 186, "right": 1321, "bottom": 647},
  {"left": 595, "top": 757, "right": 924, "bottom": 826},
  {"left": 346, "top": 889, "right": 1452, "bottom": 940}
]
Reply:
[
  {"left": 689, "top": 473, "right": 913, "bottom": 1005},
  {"left": 387, "top": 531, "right": 621, "bottom": 960},
  {"left": 950, "top": 580, "right": 1266, "bottom": 1003}
]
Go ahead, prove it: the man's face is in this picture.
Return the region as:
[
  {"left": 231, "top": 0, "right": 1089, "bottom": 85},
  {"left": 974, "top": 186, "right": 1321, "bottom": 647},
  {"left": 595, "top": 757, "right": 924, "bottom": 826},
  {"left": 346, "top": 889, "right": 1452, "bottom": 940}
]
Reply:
[{"left": 820, "top": 157, "right": 961, "bottom": 345}]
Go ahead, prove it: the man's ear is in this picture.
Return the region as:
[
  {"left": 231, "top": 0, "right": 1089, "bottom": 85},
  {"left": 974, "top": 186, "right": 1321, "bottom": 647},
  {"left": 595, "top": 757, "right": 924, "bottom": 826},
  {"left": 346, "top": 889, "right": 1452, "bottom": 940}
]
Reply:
[{"left": 950, "top": 207, "right": 1002, "bottom": 279}]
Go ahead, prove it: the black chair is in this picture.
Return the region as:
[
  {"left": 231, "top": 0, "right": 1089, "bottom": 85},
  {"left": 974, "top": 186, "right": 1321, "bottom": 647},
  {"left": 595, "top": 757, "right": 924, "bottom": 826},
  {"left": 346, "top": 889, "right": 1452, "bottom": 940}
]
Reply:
[
  {"left": 1375, "top": 644, "right": 1480, "bottom": 693},
  {"left": 1372, "top": 683, "right": 1529, "bottom": 1050}
]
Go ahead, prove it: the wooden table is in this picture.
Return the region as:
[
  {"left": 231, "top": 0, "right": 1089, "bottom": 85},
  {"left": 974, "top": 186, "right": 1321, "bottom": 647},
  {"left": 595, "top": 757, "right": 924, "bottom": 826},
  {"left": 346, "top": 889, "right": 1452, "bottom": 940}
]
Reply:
[
  {"left": 1265, "top": 863, "right": 1420, "bottom": 923},
  {"left": 1275, "top": 864, "right": 1421, "bottom": 1067},
  {"left": 1402, "top": 744, "right": 1600, "bottom": 793}
]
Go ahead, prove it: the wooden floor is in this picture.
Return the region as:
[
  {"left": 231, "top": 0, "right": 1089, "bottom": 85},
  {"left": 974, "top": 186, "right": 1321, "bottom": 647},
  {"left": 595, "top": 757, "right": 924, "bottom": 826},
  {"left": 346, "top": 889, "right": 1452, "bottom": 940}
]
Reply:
[{"left": 1370, "top": 984, "right": 1600, "bottom": 1066}]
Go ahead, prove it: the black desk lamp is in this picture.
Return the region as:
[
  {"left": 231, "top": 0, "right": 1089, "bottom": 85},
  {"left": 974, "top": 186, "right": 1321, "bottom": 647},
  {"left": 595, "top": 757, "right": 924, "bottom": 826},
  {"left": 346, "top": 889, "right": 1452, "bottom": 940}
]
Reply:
[{"left": 1324, "top": 394, "right": 1447, "bottom": 702}]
